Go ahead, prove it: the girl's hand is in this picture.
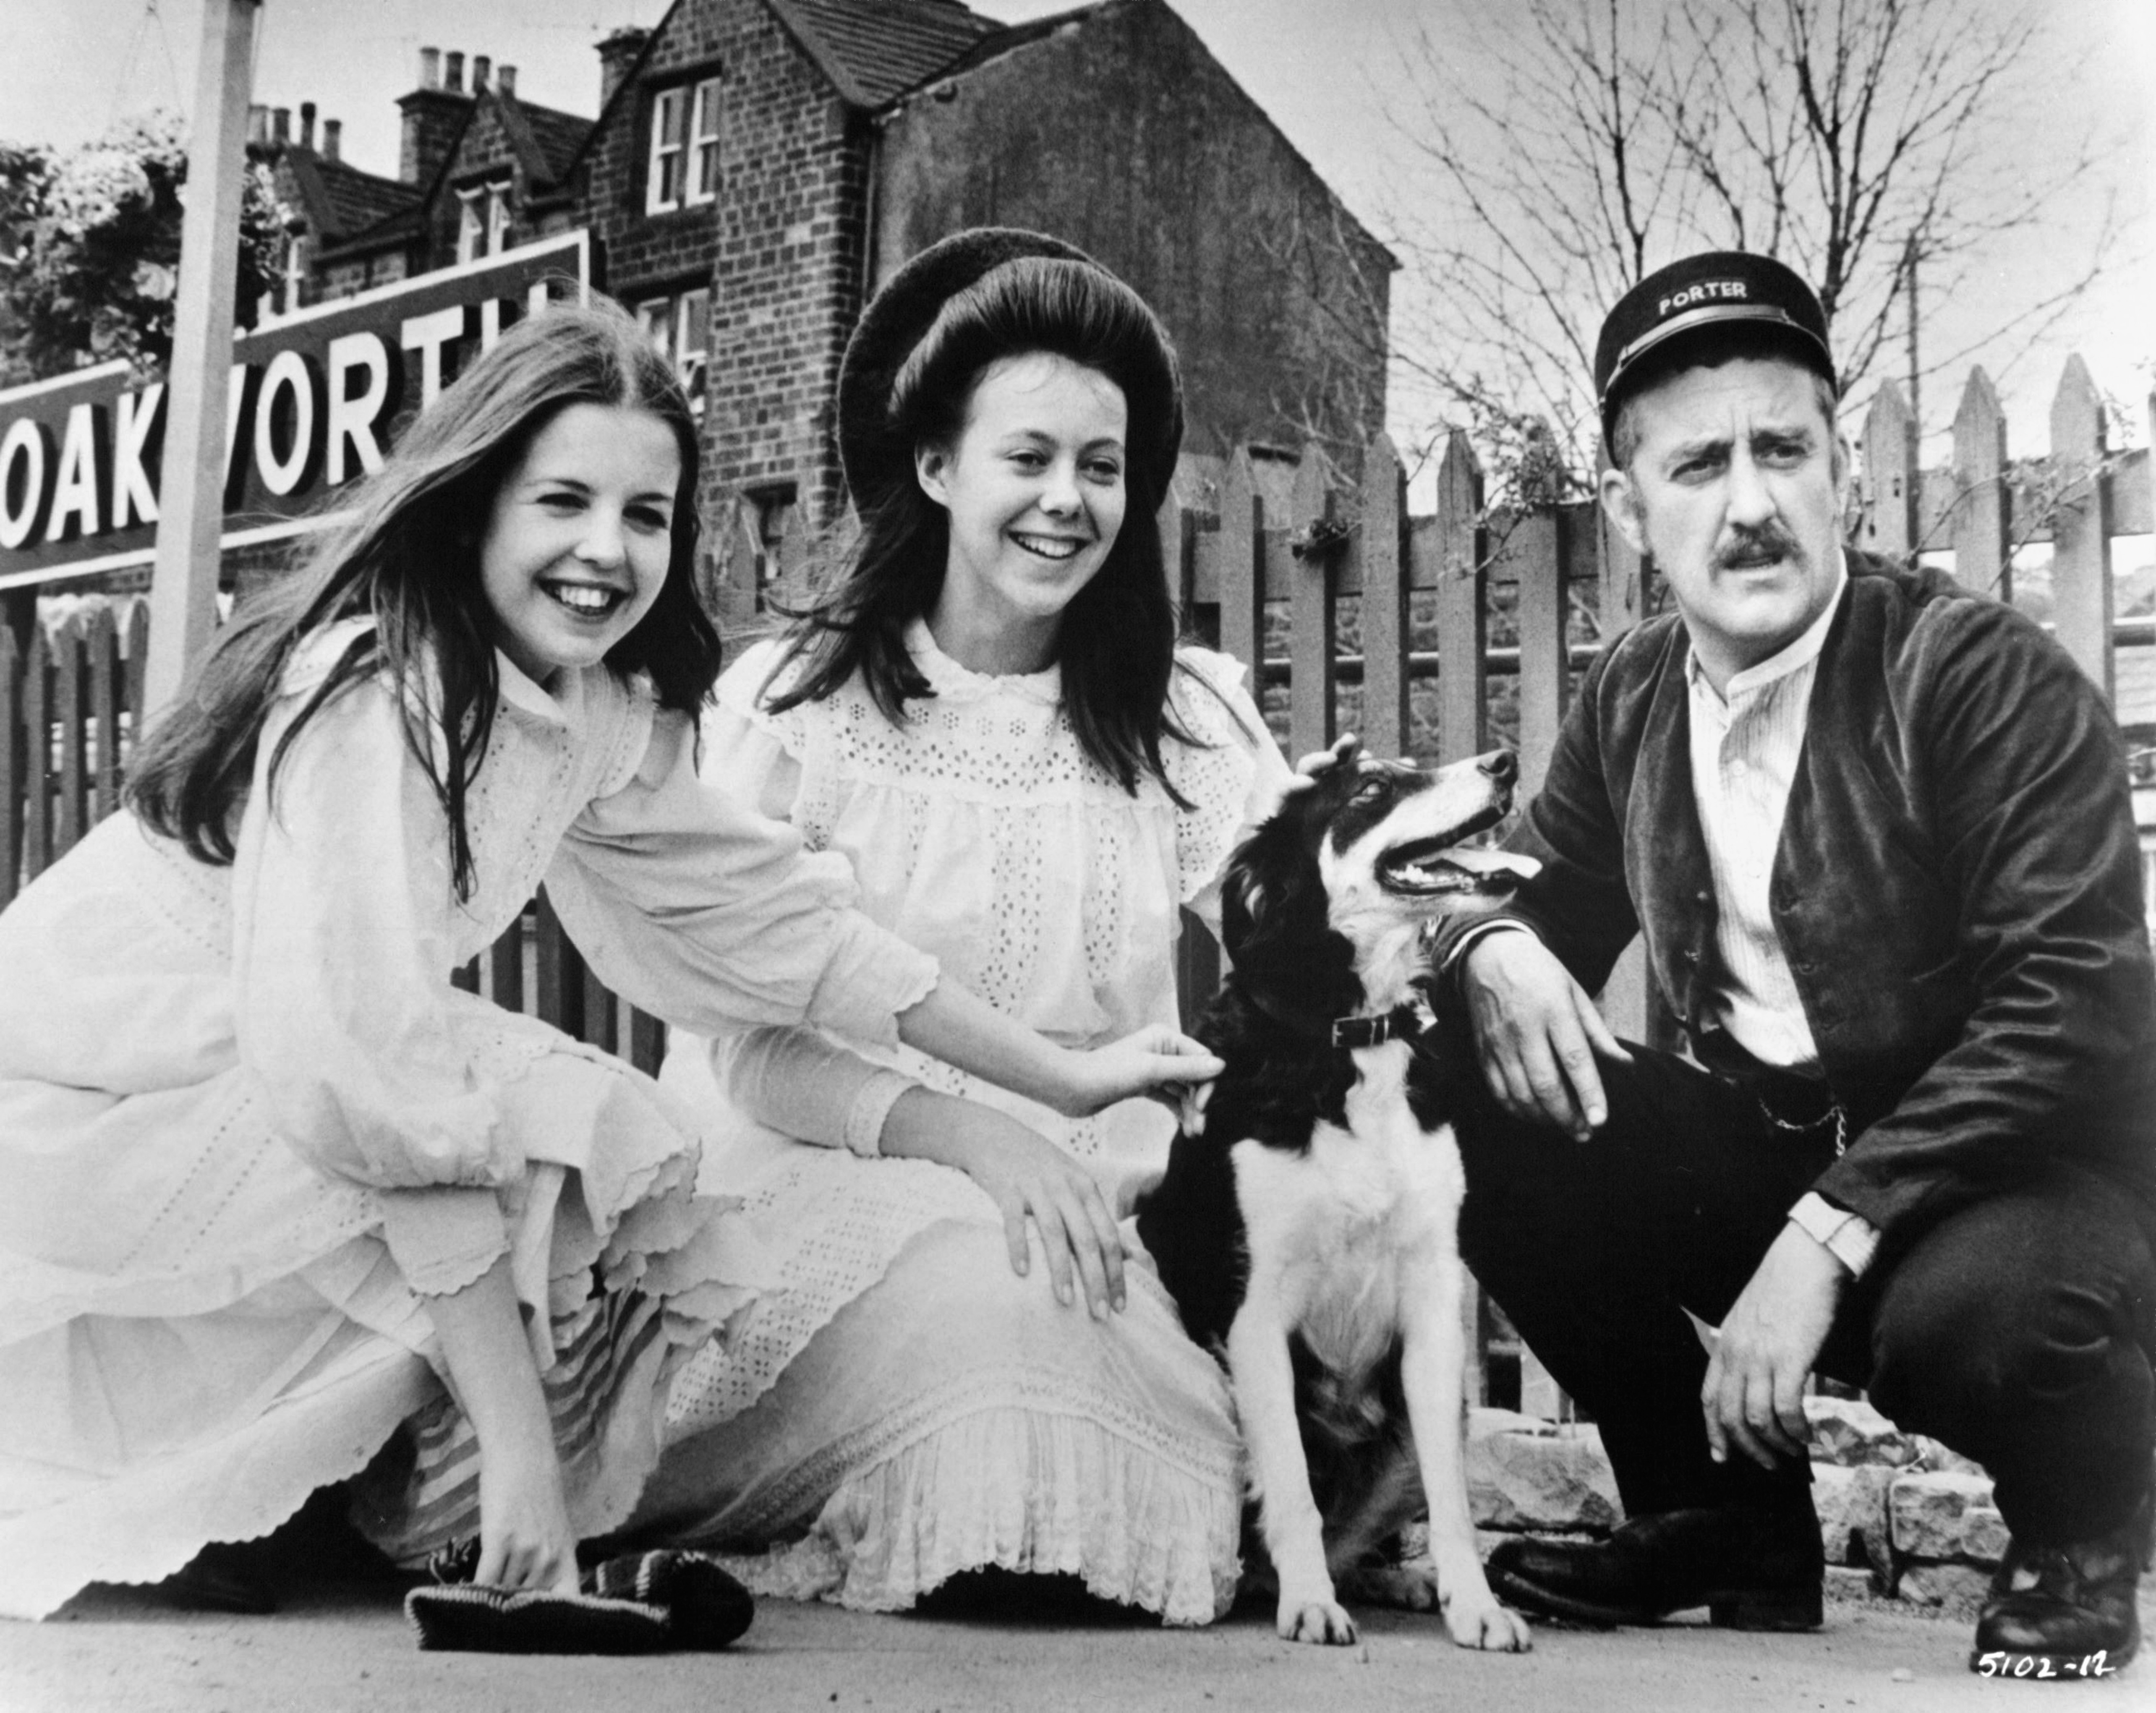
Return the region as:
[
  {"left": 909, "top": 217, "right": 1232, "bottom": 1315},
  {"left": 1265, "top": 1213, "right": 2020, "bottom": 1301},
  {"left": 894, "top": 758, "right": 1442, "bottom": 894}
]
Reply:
[
  {"left": 896, "top": 1094, "right": 1127, "bottom": 1317},
  {"left": 1051, "top": 1026, "right": 1224, "bottom": 1118},
  {"left": 421, "top": 1253, "right": 578, "bottom": 1594},
  {"left": 474, "top": 1425, "right": 580, "bottom": 1593}
]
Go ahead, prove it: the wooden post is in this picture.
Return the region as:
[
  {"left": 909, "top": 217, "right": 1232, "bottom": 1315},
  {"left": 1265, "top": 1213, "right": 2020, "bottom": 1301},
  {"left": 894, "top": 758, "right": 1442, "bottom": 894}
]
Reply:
[
  {"left": 2049, "top": 356, "right": 2114, "bottom": 700},
  {"left": 22, "top": 623, "right": 50, "bottom": 882},
  {"left": 144, "top": 0, "right": 263, "bottom": 718},
  {"left": 55, "top": 617, "right": 86, "bottom": 856},
  {"left": 1357, "top": 433, "right": 1409, "bottom": 759},
  {"left": 1860, "top": 380, "right": 1918, "bottom": 562},
  {"left": 1950, "top": 368, "right": 2010, "bottom": 601},
  {"left": 1433, "top": 429, "right": 1487, "bottom": 764},
  {"left": 1287, "top": 453, "right": 1335, "bottom": 758},
  {"left": 1216, "top": 449, "right": 1264, "bottom": 676},
  {"left": 87, "top": 604, "right": 123, "bottom": 824},
  {"left": 1512, "top": 509, "right": 1566, "bottom": 798}
]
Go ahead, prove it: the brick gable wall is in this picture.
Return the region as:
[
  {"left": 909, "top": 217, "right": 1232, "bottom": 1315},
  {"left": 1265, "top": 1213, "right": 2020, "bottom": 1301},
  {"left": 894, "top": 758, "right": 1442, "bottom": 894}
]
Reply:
[{"left": 587, "top": 0, "right": 872, "bottom": 535}]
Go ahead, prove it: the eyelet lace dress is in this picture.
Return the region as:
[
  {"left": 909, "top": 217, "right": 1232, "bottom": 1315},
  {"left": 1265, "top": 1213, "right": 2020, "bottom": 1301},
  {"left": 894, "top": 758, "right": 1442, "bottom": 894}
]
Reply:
[
  {"left": 640, "top": 624, "right": 1289, "bottom": 1626},
  {"left": 0, "top": 621, "right": 935, "bottom": 1620}
]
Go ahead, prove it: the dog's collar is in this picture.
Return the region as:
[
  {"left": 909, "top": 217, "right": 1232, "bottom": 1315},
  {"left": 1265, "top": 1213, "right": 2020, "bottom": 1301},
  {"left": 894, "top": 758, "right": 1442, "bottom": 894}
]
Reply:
[{"left": 1331, "top": 1000, "right": 1434, "bottom": 1051}]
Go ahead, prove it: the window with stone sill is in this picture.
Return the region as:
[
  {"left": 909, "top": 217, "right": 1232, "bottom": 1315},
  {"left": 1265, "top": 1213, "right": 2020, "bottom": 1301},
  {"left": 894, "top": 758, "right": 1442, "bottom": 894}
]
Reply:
[
  {"left": 636, "top": 285, "right": 711, "bottom": 417},
  {"left": 646, "top": 76, "right": 721, "bottom": 214}
]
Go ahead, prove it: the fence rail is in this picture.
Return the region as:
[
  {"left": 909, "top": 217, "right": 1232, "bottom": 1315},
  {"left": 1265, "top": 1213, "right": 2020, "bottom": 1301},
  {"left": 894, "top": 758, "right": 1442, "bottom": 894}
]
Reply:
[{"left": 3, "top": 351, "right": 2146, "bottom": 1417}]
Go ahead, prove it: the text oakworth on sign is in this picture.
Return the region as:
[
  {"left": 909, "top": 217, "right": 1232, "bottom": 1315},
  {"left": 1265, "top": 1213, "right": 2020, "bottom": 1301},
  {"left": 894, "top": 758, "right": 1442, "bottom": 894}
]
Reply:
[{"left": 0, "top": 232, "right": 589, "bottom": 590}]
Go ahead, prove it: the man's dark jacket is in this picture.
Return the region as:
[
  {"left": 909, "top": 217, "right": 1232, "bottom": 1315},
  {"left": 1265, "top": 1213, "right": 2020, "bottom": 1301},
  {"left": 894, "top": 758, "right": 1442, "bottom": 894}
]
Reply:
[{"left": 1462, "top": 551, "right": 2156, "bottom": 1253}]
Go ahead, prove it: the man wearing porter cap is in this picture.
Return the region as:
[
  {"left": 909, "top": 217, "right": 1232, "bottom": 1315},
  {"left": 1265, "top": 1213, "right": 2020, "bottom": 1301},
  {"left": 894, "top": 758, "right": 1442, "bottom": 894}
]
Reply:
[{"left": 1434, "top": 251, "right": 2156, "bottom": 1672}]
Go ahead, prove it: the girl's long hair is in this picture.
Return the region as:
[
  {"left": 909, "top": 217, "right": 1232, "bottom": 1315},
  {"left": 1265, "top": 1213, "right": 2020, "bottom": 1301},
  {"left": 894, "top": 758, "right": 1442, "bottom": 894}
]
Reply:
[
  {"left": 127, "top": 296, "right": 718, "bottom": 898},
  {"left": 770, "top": 256, "right": 1210, "bottom": 801}
]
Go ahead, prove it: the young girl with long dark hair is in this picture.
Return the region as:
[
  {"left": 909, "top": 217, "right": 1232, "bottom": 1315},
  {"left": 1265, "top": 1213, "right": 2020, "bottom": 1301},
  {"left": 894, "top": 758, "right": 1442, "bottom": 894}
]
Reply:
[
  {"left": 640, "top": 231, "right": 1291, "bottom": 1624},
  {"left": 0, "top": 298, "right": 1216, "bottom": 1625}
]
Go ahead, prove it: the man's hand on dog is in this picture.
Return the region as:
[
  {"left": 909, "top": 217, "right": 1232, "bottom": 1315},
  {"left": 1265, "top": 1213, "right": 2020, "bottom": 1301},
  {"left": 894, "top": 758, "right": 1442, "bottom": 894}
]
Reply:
[
  {"left": 1703, "top": 1224, "right": 1847, "bottom": 1468},
  {"left": 1461, "top": 930, "right": 1629, "bottom": 1140}
]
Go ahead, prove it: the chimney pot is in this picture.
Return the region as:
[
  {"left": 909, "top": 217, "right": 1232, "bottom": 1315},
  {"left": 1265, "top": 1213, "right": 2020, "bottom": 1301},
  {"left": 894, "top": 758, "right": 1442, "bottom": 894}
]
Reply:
[
  {"left": 324, "top": 118, "right": 342, "bottom": 162},
  {"left": 299, "top": 101, "right": 316, "bottom": 150},
  {"left": 498, "top": 64, "right": 517, "bottom": 97},
  {"left": 444, "top": 51, "right": 465, "bottom": 94},
  {"left": 419, "top": 46, "right": 440, "bottom": 90},
  {"left": 474, "top": 55, "right": 491, "bottom": 92},
  {"left": 272, "top": 107, "right": 290, "bottom": 144}
]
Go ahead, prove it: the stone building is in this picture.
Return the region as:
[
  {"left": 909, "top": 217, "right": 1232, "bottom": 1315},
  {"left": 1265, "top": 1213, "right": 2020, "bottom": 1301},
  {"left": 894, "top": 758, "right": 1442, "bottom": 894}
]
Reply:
[{"left": 281, "top": 0, "right": 1394, "bottom": 592}]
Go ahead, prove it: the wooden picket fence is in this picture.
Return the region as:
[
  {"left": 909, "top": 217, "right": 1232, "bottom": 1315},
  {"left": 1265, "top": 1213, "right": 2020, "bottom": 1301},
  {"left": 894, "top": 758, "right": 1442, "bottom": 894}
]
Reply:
[{"left": 1854, "top": 356, "right": 2155, "bottom": 697}]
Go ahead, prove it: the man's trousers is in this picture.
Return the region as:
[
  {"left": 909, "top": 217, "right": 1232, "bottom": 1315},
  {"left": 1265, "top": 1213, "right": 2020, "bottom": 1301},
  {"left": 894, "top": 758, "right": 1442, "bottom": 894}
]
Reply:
[{"left": 1453, "top": 1040, "right": 2156, "bottom": 1545}]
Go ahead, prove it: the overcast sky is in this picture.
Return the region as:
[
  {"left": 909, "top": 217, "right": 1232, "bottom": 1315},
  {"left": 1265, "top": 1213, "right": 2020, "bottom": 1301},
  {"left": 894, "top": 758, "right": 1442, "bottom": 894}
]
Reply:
[{"left": 5, "top": 0, "right": 2150, "bottom": 461}]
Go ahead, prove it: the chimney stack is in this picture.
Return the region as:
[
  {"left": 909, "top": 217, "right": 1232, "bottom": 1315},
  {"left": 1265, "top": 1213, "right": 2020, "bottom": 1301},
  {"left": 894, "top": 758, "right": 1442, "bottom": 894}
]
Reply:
[
  {"left": 299, "top": 101, "right": 316, "bottom": 150},
  {"left": 473, "top": 55, "right": 491, "bottom": 94},
  {"left": 498, "top": 64, "right": 517, "bottom": 98},
  {"left": 401, "top": 45, "right": 474, "bottom": 185},
  {"left": 248, "top": 104, "right": 268, "bottom": 144},
  {"left": 324, "top": 118, "right": 342, "bottom": 162},
  {"left": 272, "top": 107, "right": 290, "bottom": 144},
  {"left": 597, "top": 27, "right": 651, "bottom": 110}
]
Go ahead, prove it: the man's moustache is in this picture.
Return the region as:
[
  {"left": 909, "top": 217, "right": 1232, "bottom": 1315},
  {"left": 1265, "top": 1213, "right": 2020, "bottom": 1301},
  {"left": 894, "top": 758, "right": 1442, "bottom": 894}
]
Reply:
[{"left": 1716, "top": 530, "right": 1800, "bottom": 569}]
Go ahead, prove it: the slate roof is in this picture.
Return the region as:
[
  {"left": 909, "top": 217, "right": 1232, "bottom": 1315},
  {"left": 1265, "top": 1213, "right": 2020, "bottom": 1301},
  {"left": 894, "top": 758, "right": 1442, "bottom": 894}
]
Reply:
[
  {"left": 766, "top": 0, "right": 1000, "bottom": 107},
  {"left": 280, "top": 149, "right": 421, "bottom": 244},
  {"left": 501, "top": 97, "right": 592, "bottom": 189}
]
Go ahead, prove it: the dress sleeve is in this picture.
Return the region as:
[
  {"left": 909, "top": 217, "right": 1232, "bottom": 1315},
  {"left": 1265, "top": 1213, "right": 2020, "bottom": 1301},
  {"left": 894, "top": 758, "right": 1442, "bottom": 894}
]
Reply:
[
  {"left": 541, "top": 704, "right": 938, "bottom": 1047},
  {"left": 1169, "top": 648, "right": 1293, "bottom": 940},
  {"left": 674, "top": 645, "right": 928, "bottom": 1153},
  {"left": 230, "top": 662, "right": 512, "bottom": 1294}
]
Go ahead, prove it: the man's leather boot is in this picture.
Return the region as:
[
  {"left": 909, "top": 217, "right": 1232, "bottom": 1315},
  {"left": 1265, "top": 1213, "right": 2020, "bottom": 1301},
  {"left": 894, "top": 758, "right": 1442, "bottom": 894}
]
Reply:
[
  {"left": 1970, "top": 1488, "right": 2152, "bottom": 1676},
  {"left": 1486, "top": 1488, "right": 1823, "bottom": 1630}
]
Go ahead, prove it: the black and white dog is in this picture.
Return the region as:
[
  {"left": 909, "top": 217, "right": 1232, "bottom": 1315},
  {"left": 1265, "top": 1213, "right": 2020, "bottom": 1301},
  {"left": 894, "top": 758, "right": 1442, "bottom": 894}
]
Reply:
[{"left": 1137, "top": 748, "right": 1536, "bottom": 1651}]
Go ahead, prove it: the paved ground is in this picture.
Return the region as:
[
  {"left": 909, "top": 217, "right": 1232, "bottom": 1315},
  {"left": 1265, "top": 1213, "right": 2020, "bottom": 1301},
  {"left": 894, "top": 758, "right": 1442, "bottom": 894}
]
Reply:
[{"left": 2, "top": 1577, "right": 2146, "bottom": 1713}]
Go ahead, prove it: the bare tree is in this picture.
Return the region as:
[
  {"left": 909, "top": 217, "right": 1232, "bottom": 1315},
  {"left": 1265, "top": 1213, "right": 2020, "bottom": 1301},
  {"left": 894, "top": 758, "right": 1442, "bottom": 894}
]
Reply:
[{"left": 1383, "top": 0, "right": 2124, "bottom": 478}]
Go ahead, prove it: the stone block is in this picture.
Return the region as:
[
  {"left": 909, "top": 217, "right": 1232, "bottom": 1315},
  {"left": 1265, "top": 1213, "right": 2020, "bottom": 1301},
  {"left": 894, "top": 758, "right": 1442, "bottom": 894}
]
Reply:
[
  {"left": 1824, "top": 1564, "right": 1883, "bottom": 1604},
  {"left": 1804, "top": 1395, "right": 1919, "bottom": 1467},
  {"left": 1890, "top": 1470, "right": 2002, "bottom": 1561},
  {"left": 1467, "top": 1418, "right": 1622, "bottom": 1534},
  {"left": 1893, "top": 1562, "right": 1994, "bottom": 1616},
  {"left": 1913, "top": 1435, "right": 1985, "bottom": 1476},
  {"left": 1812, "top": 1462, "right": 1895, "bottom": 1571}
]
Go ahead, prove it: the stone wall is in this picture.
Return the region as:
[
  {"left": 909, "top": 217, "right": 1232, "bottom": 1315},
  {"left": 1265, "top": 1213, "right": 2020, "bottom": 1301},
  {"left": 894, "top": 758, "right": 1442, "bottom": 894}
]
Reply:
[{"left": 1447, "top": 1397, "right": 2155, "bottom": 1619}]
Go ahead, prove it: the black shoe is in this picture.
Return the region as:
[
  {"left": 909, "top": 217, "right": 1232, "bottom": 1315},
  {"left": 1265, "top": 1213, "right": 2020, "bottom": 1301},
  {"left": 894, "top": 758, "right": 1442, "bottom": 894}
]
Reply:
[
  {"left": 1970, "top": 1491, "right": 2151, "bottom": 1678},
  {"left": 588, "top": 1551, "right": 754, "bottom": 1650},
  {"left": 1486, "top": 1494, "right": 1823, "bottom": 1631}
]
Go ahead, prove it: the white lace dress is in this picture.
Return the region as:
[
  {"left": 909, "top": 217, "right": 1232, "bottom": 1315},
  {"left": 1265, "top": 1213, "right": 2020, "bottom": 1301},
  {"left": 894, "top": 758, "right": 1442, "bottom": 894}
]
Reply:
[
  {"left": 641, "top": 624, "right": 1288, "bottom": 1625},
  {"left": 0, "top": 620, "right": 936, "bottom": 1620}
]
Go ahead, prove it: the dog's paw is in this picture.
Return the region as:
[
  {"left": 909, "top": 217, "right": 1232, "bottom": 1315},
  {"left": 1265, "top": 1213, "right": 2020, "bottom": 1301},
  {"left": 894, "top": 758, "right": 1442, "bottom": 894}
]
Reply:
[
  {"left": 1444, "top": 1595, "right": 1532, "bottom": 1653},
  {"left": 1278, "top": 1595, "right": 1359, "bottom": 1645}
]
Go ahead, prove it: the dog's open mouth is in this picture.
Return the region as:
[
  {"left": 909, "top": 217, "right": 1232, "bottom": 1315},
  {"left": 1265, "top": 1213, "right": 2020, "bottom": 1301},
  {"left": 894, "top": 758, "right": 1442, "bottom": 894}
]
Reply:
[{"left": 1377, "top": 804, "right": 1522, "bottom": 898}]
